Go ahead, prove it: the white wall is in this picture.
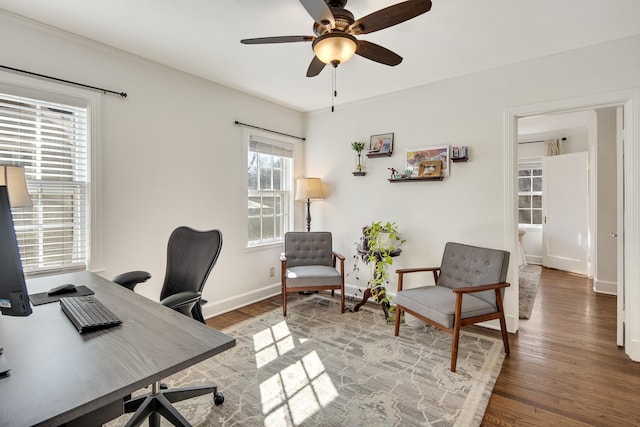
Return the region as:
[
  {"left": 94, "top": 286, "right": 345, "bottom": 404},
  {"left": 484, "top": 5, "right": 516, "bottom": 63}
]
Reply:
[
  {"left": 0, "top": 12, "right": 305, "bottom": 315},
  {"left": 303, "top": 35, "right": 640, "bottom": 333}
]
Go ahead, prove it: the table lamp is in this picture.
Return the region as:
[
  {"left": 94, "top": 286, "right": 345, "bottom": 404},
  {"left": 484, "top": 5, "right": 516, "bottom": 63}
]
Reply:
[{"left": 295, "top": 177, "right": 324, "bottom": 232}]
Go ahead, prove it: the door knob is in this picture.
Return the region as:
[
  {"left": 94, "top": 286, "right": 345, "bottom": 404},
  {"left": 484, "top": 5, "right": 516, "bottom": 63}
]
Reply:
[{"left": 610, "top": 232, "right": 618, "bottom": 238}]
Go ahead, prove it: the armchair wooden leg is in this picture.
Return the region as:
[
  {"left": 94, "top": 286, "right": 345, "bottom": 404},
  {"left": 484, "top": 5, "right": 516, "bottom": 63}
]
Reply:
[
  {"left": 499, "top": 313, "right": 510, "bottom": 354},
  {"left": 394, "top": 307, "right": 402, "bottom": 336},
  {"left": 496, "top": 289, "right": 510, "bottom": 354},
  {"left": 451, "top": 293, "right": 464, "bottom": 372},
  {"left": 451, "top": 323, "right": 461, "bottom": 373},
  {"left": 340, "top": 288, "right": 345, "bottom": 313},
  {"left": 282, "top": 291, "right": 287, "bottom": 316}
]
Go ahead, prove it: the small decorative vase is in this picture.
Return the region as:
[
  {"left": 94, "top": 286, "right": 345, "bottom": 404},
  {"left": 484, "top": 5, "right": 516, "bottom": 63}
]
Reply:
[{"left": 353, "top": 153, "right": 366, "bottom": 176}]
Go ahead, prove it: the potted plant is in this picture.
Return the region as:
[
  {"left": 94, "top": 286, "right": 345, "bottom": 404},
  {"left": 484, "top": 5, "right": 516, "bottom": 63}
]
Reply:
[
  {"left": 351, "top": 141, "right": 366, "bottom": 175},
  {"left": 352, "top": 221, "right": 405, "bottom": 321}
]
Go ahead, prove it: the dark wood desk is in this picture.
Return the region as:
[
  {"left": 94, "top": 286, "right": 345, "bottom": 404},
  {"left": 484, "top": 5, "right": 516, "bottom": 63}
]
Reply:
[{"left": 0, "top": 271, "right": 235, "bottom": 427}]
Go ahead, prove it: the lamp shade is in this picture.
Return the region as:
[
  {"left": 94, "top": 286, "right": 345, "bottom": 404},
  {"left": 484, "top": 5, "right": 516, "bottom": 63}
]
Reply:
[
  {"left": 0, "top": 165, "right": 32, "bottom": 208},
  {"left": 312, "top": 33, "right": 357, "bottom": 65},
  {"left": 295, "top": 177, "right": 324, "bottom": 201}
]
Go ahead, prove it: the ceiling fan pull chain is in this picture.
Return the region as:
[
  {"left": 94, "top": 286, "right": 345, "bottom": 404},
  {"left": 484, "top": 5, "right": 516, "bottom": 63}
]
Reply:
[{"left": 331, "top": 66, "right": 336, "bottom": 112}]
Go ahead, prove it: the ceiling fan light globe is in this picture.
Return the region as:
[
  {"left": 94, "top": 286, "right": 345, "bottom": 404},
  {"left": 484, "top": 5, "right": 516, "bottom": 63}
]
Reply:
[{"left": 312, "top": 33, "right": 357, "bottom": 65}]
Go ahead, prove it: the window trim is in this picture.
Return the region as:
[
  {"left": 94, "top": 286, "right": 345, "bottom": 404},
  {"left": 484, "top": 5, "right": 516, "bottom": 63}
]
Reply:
[
  {"left": 0, "top": 71, "right": 102, "bottom": 272},
  {"left": 243, "top": 128, "right": 294, "bottom": 249}
]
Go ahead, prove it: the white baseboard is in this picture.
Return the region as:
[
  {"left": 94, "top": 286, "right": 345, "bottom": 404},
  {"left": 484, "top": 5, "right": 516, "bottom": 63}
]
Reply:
[
  {"left": 593, "top": 279, "right": 617, "bottom": 295},
  {"left": 203, "top": 282, "right": 370, "bottom": 319},
  {"left": 202, "top": 283, "right": 281, "bottom": 319},
  {"left": 525, "top": 255, "right": 542, "bottom": 265}
]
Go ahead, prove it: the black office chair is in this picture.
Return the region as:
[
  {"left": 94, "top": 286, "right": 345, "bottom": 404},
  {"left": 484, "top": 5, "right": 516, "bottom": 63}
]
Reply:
[{"left": 119, "top": 226, "right": 224, "bottom": 427}]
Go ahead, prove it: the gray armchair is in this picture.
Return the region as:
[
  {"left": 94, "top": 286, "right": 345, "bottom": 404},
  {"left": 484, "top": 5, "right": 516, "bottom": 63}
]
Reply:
[
  {"left": 394, "top": 242, "right": 510, "bottom": 372},
  {"left": 281, "top": 231, "right": 345, "bottom": 316}
]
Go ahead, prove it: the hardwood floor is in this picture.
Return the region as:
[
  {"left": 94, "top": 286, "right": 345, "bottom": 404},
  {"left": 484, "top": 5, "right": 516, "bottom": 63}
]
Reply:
[{"left": 207, "top": 268, "right": 640, "bottom": 426}]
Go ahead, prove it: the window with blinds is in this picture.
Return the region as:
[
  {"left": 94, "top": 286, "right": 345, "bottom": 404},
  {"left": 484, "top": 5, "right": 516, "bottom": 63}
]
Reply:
[
  {"left": 248, "top": 135, "right": 293, "bottom": 246},
  {"left": 0, "top": 92, "right": 88, "bottom": 275}
]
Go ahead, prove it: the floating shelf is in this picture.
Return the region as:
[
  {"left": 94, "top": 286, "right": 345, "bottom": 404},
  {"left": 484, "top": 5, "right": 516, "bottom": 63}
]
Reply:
[
  {"left": 352, "top": 171, "right": 366, "bottom": 176},
  {"left": 451, "top": 156, "right": 469, "bottom": 163},
  {"left": 388, "top": 176, "right": 444, "bottom": 183},
  {"left": 366, "top": 152, "right": 392, "bottom": 158}
]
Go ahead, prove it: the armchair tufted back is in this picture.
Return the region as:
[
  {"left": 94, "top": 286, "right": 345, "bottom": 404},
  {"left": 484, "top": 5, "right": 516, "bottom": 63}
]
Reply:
[
  {"left": 284, "top": 232, "right": 334, "bottom": 268},
  {"left": 438, "top": 242, "right": 510, "bottom": 307}
]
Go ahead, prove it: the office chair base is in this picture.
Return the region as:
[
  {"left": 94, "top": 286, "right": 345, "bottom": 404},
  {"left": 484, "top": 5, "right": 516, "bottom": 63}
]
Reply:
[{"left": 123, "top": 381, "right": 223, "bottom": 427}]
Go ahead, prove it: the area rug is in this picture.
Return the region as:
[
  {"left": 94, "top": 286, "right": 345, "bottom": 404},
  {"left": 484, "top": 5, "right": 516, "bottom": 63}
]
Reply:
[
  {"left": 519, "top": 264, "right": 542, "bottom": 319},
  {"left": 108, "top": 296, "right": 505, "bottom": 426}
]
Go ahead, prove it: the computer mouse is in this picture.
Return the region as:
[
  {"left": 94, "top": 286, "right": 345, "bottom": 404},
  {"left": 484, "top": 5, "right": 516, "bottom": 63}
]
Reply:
[{"left": 48, "top": 283, "right": 77, "bottom": 296}]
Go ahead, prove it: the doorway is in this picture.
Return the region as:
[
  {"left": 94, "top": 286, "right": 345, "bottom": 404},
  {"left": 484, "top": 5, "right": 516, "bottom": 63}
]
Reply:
[
  {"left": 516, "top": 110, "right": 594, "bottom": 276},
  {"left": 503, "top": 89, "right": 640, "bottom": 361}
]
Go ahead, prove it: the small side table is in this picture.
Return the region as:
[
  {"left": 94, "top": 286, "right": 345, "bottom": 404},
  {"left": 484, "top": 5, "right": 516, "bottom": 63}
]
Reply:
[{"left": 352, "top": 246, "right": 402, "bottom": 319}]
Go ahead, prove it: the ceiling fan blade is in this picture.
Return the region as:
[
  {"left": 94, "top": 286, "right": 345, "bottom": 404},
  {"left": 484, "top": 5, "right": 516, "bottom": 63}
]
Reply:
[
  {"left": 349, "top": 0, "right": 432, "bottom": 35},
  {"left": 355, "top": 40, "right": 403, "bottom": 66},
  {"left": 299, "top": 0, "right": 335, "bottom": 29},
  {"left": 241, "top": 36, "right": 315, "bottom": 45},
  {"left": 306, "top": 56, "right": 326, "bottom": 77}
]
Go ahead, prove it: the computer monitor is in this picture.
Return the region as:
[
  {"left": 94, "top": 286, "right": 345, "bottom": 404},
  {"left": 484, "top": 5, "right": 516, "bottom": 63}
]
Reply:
[{"left": 0, "top": 184, "right": 32, "bottom": 316}]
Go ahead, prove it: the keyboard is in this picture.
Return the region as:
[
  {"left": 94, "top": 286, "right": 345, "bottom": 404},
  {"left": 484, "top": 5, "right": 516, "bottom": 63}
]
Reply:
[{"left": 60, "top": 295, "right": 122, "bottom": 333}]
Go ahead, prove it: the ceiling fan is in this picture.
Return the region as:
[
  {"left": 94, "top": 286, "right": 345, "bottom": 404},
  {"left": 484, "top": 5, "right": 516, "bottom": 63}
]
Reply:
[{"left": 240, "top": 0, "right": 433, "bottom": 77}]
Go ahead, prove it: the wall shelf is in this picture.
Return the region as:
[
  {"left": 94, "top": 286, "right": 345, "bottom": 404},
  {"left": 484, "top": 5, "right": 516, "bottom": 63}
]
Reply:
[
  {"left": 366, "top": 152, "right": 392, "bottom": 158},
  {"left": 451, "top": 156, "right": 469, "bottom": 163},
  {"left": 388, "top": 176, "right": 444, "bottom": 183},
  {"left": 352, "top": 171, "right": 366, "bottom": 176}
]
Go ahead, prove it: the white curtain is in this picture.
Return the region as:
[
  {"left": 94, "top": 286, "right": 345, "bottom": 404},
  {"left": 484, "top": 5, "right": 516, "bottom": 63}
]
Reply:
[{"left": 545, "top": 138, "right": 561, "bottom": 156}]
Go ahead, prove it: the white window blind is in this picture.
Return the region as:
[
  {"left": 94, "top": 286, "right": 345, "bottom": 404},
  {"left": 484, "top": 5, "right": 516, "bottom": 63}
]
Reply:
[
  {"left": 248, "top": 135, "right": 293, "bottom": 246},
  {"left": 0, "top": 92, "right": 88, "bottom": 275}
]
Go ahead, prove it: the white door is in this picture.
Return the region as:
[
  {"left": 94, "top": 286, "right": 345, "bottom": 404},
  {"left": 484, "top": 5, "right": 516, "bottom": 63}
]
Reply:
[{"left": 542, "top": 152, "right": 589, "bottom": 275}]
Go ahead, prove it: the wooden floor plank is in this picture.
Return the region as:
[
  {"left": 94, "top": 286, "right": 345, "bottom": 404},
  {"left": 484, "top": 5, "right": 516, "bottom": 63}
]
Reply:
[{"left": 207, "top": 268, "right": 640, "bottom": 425}]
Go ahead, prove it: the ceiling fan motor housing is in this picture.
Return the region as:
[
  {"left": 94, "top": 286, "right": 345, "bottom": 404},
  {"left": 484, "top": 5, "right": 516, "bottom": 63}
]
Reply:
[{"left": 314, "top": 5, "right": 354, "bottom": 35}]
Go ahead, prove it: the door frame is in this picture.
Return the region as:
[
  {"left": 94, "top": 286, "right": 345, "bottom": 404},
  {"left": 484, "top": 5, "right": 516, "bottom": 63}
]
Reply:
[{"left": 503, "top": 89, "right": 640, "bottom": 361}]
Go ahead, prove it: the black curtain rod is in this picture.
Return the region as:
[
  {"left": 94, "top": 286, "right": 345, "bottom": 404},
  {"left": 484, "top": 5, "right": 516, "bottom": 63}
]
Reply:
[
  {"left": 518, "top": 137, "right": 566, "bottom": 145},
  {"left": 0, "top": 65, "right": 127, "bottom": 98},
  {"left": 234, "top": 121, "right": 305, "bottom": 141}
]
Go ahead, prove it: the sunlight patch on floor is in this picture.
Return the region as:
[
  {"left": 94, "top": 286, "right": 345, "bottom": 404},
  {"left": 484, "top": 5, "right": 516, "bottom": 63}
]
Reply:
[{"left": 254, "top": 322, "right": 339, "bottom": 426}]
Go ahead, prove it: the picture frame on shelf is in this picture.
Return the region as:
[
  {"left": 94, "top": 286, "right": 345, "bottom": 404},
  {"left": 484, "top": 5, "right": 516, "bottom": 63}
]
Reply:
[
  {"left": 369, "top": 133, "right": 394, "bottom": 154},
  {"left": 405, "top": 145, "right": 450, "bottom": 177},
  {"left": 419, "top": 160, "right": 441, "bottom": 177}
]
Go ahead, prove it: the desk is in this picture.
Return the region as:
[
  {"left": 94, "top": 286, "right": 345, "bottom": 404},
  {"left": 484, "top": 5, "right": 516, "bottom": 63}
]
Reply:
[{"left": 0, "top": 271, "right": 235, "bottom": 427}]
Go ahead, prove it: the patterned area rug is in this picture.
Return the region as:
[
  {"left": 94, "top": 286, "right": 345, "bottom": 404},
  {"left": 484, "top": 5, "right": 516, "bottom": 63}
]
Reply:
[
  {"left": 108, "top": 296, "right": 505, "bottom": 426},
  {"left": 519, "top": 264, "right": 542, "bottom": 319}
]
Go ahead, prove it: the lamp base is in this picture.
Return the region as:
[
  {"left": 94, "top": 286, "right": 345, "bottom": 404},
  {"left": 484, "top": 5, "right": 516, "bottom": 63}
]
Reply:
[{"left": 305, "top": 199, "right": 312, "bottom": 232}]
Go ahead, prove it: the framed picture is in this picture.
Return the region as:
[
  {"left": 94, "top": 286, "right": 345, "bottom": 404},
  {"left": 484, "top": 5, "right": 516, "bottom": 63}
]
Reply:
[
  {"left": 419, "top": 160, "right": 441, "bottom": 177},
  {"left": 369, "top": 133, "right": 394, "bottom": 154},
  {"left": 405, "top": 145, "right": 450, "bottom": 177}
]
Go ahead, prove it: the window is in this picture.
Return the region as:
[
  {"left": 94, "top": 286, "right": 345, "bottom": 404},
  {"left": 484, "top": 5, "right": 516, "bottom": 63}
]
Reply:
[
  {"left": 0, "top": 92, "right": 88, "bottom": 275},
  {"left": 518, "top": 164, "right": 543, "bottom": 225},
  {"left": 247, "top": 136, "right": 293, "bottom": 246}
]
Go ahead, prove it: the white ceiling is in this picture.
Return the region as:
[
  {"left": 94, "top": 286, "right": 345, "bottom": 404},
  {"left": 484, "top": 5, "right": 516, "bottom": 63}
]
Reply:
[
  {"left": 519, "top": 110, "right": 593, "bottom": 136},
  {"left": 1, "top": 0, "right": 640, "bottom": 112}
]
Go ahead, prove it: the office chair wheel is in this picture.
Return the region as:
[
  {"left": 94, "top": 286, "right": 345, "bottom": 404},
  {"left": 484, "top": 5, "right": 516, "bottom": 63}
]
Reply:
[{"left": 214, "top": 391, "right": 224, "bottom": 406}]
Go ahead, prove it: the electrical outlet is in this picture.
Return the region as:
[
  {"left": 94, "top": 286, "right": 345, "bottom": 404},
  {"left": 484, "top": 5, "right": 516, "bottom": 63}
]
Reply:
[{"left": 269, "top": 266, "right": 275, "bottom": 278}]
